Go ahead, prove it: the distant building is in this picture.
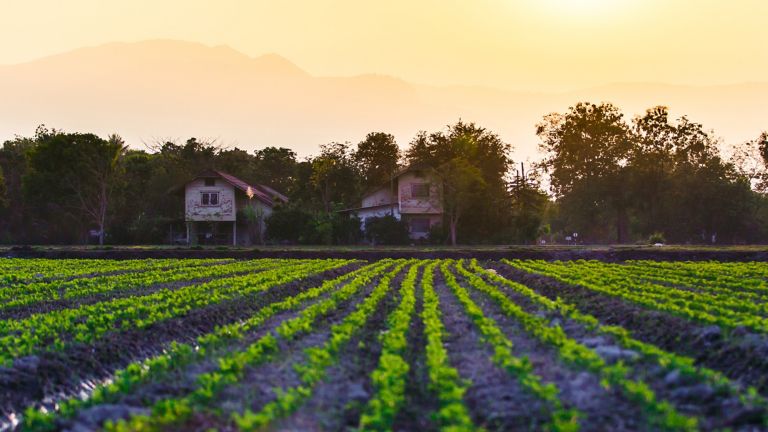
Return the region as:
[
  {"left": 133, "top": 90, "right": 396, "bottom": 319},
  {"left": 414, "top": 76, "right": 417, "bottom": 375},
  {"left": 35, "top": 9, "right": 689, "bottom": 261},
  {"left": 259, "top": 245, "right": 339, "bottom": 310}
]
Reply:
[
  {"left": 340, "top": 165, "right": 443, "bottom": 239},
  {"left": 176, "top": 169, "right": 287, "bottom": 245}
]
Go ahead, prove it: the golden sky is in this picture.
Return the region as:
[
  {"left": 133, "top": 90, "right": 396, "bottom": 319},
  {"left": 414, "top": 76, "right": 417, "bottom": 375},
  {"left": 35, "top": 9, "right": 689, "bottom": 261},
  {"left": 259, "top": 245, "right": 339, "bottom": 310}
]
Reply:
[{"left": 2, "top": 0, "right": 766, "bottom": 91}]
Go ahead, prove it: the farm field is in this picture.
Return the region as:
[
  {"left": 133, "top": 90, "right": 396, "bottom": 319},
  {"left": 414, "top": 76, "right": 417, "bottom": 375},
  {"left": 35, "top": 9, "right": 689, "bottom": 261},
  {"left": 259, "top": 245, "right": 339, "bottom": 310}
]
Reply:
[{"left": 0, "top": 258, "right": 766, "bottom": 431}]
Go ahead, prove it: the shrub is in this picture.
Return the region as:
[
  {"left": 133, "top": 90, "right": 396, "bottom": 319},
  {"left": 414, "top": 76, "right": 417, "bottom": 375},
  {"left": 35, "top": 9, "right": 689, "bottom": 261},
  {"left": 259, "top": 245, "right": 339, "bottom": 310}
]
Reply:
[
  {"left": 648, "top": 232, "right": 666, "bottom": 244},
  {"left": 364, "top": 215, "right": 409, "bottom": 245}
]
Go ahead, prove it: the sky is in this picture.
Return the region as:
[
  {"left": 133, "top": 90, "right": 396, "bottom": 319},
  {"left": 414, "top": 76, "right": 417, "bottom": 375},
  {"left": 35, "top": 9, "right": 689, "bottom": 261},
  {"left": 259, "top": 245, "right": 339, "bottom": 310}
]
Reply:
[{"left": 2, "top": 0, "right": 767, "bottom": 92}]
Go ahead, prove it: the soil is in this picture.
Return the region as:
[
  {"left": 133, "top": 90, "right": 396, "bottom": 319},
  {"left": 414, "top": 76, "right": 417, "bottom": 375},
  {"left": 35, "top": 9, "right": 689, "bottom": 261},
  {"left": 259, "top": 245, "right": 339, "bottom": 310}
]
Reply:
[
  {"left": 489, "top": 263, "right": 768, "bottom": 395},
  {"left": 6, "top": 245, "right": 768, "bottom": 262}
]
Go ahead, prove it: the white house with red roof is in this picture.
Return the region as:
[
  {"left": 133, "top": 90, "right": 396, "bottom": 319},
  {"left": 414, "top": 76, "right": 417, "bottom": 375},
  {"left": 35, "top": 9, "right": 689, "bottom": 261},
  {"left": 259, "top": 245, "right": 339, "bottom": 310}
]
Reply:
[{"left": 180, "top": 169, "right": 287, "bottom": 245}]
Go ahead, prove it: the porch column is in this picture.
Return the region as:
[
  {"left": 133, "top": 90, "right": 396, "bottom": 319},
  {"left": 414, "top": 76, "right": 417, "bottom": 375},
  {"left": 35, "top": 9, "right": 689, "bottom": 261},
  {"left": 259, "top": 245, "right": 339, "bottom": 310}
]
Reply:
[{"left": 233, "top": 221, "right": 237, "bottom": 246}]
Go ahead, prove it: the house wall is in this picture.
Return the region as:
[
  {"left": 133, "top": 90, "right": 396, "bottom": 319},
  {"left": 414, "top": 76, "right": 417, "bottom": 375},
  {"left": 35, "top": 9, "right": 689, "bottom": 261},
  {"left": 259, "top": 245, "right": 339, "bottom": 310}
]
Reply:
[
  {"left": 398, "top": 171, "right": 442, "bottom": 214},
  {"left": 356, "top": 206, "right": 401, "bottom": 231},
  {"left": 185, "top": 179, "right": 236, "bottom": 221},
  {"left": 362, "top": 187, "right": 395, "bottom": 208},
  {"left": 234, "top": 195, "right": 274, "bottom": 246}
]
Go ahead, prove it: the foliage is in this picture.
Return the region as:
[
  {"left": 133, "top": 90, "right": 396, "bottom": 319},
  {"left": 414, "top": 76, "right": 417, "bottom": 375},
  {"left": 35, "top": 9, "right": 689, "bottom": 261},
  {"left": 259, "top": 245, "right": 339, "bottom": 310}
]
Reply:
[
  {"left": 364, "top": 215, "right": 410, "bottom": 245},
  {"left": 353, "top": 132, "right": 401, "bottom": 190}
]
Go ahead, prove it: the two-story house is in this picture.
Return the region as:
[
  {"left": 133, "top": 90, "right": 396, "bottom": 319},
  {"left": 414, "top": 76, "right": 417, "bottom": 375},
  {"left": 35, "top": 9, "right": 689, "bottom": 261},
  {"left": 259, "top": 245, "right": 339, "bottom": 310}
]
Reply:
[
  {"left": 341, "top": 165, "right": 443, "bottom": 239},
  {"left": 177, "top": 169, "right": 287, "bottom": 245}
]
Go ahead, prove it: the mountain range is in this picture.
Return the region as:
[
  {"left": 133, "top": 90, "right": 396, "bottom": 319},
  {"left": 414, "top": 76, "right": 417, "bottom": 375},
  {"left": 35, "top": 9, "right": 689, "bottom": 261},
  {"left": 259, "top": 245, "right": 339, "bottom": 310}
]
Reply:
[{"left": 1, "top": 39, "right": 765, "bottom": 161}]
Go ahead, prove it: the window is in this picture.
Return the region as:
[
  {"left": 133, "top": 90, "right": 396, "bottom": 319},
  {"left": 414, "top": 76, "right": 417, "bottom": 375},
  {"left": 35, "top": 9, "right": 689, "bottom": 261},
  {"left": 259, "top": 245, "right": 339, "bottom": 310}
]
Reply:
[
  {"left": 411, "top": 183, "right": 430, "bottom": 198},
  {"left": 410, "top": 218, "right": 430, "bottom": 233},
  {"left": 201, "top": 192, "right": 219, "bottom": 206},
  {"left": 204, "top": 178, "right": 216, "bottom": 186}
]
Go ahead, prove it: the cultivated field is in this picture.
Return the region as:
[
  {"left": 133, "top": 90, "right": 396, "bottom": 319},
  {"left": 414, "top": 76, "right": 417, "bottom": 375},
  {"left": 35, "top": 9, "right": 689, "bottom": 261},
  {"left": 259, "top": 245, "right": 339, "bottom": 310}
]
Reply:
[{"left": 0, "top": 258, "right": 767, "bottom": 431}]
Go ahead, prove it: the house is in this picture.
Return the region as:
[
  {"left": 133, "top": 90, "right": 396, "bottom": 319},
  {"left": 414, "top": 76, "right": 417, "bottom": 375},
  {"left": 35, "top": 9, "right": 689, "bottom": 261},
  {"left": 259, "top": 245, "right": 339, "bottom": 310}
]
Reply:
[
  {"left": 341, "top": 165, "right": 443, "bottom": 239},
  {"left": 176, "top": 169, "right": 287, "bottom": 245}
]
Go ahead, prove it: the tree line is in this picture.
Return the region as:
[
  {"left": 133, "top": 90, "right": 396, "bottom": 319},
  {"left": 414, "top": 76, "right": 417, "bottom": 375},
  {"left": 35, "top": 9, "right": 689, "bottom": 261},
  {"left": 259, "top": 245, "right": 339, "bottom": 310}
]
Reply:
[{"left": 0, "top": 102, "right": 766, "bottom": 245}]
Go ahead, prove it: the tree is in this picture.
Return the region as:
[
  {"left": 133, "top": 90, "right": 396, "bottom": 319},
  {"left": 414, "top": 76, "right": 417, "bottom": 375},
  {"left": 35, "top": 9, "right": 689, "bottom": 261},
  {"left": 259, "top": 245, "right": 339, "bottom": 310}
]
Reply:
[
  {"left": 537, "top": 102, "right": 633, "bottom": 242},
  {"left": 310, "top": 142, "right": 360, "bottom": 213},
  {"left": 437, "top": 158, "right": 486, "bottom": 245},
  {"left": 405, "top": 120, "right": 513, "bottom": 243},
  {"left": 353, "top": 132, "right": 401, "bottom": 190},
  {"left": 253, "top": 147, "right": 297, "bottom": 193},
  {"left": 25, "top": 131, "right": 126, "bottom": 244}
]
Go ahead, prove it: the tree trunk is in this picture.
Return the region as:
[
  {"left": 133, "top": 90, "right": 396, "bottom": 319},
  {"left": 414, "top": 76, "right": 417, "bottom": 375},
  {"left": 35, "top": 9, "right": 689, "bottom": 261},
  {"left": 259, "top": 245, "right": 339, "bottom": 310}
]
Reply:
[{"left": 450, "top": 218, "right": 458, "bottom": 246}]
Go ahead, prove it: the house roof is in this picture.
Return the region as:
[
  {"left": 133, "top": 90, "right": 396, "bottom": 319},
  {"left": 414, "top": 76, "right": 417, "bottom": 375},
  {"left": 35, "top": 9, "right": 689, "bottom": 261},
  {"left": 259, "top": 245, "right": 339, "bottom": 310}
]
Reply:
[
  {"left": 176, "top": 169, "right": 288, "bottom": 207},
  {"left": 338, "top": 202, "right": 397, "bottom": 213}
]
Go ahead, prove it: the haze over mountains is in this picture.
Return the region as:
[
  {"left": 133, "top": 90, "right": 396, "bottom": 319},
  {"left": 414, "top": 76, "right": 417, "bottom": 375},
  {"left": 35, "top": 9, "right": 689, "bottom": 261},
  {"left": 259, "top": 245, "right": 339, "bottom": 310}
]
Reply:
[{"left": 0, "top": 40, "right": 765, "bottom": 161}]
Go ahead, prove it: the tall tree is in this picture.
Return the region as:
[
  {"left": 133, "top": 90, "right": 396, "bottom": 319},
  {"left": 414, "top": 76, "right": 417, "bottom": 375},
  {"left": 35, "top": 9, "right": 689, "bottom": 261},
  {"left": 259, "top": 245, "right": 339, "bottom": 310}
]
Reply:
[
  {"left": 253, "top": 146, "right": 297, "bottom": 193},
  {"left": 406, "top": 120, "right": 513, "bottom": 242},
  {"left": 353, "top": 132, "right": 401, "bottom": 190},
  {"left": 537, "top": 102, "right": 633, "bottom": 242}
]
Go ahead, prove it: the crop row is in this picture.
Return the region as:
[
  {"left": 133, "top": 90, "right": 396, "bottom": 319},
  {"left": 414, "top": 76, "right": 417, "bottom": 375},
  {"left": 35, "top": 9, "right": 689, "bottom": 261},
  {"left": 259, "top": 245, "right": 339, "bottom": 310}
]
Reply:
[
  {"left": 229, "top": 260, "right": 413, "bottom": 430},
  {"left": 0, "top": 258, "right": 229, "bottom": 286},
  {"left": 619, "top": 261, "right": 768, "bottom": 298},
  {"left": 574, "top": 260, "right": 768, "bottom": 314},
  {"left": 0, "top": 259, "right": 351, "bottom": 366},
  {"left": 14, "top": 258, "right": 767, "bottom": 431},
  {"left": 483, "top": 260, "right": 766, "bottom": 418},
  {"left": 507, "top": 259, "right": 768, "bottom": 333},
  {"left": 0, "top": 259, "right": 282, "bottom": 310},
  {"left": 24, "top": 259, "right": 394, "bottom": 431},
  {"left": 440, "top": 260, "right": 580, "bottom": 431},
  {"left": 453, "top": 260, "right": 700, "bottom": 431}
]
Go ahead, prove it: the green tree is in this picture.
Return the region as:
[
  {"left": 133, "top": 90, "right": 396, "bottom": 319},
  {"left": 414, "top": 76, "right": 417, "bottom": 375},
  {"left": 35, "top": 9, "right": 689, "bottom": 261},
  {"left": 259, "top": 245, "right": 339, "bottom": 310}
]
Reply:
[
  {"left": 353, "top": 132, "right": 401, "bottom": 190},
  {"left": 406, "top": 120, "right": 513, "bottom": 243},
  {"left": 253, "top": 146, "right": 297, "bottom": 193},
  {"left": 437, "top": 158, "right": 486, "bottom": 245},
  {"left": 25, "top": 131, "right": 126, "bottom": 244},
  {"left": 310, "top": 142, "right": 360, "bottom": 213},
  {"left": 537, "top": 102, "right": 633, "bottom": 242}
]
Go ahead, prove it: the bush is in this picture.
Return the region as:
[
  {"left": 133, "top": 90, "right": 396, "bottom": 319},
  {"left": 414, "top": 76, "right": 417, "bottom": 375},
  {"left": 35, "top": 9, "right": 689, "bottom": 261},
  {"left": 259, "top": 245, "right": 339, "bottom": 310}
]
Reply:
[
  {"left": 265, "top": 206, "right": 315, "bottom": 244},
  {"left": 364, "top": 215, "right": 410, "bottom": 245},
  {"left": 648, "top": 232, "right": 666, "bottom": 244}
]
